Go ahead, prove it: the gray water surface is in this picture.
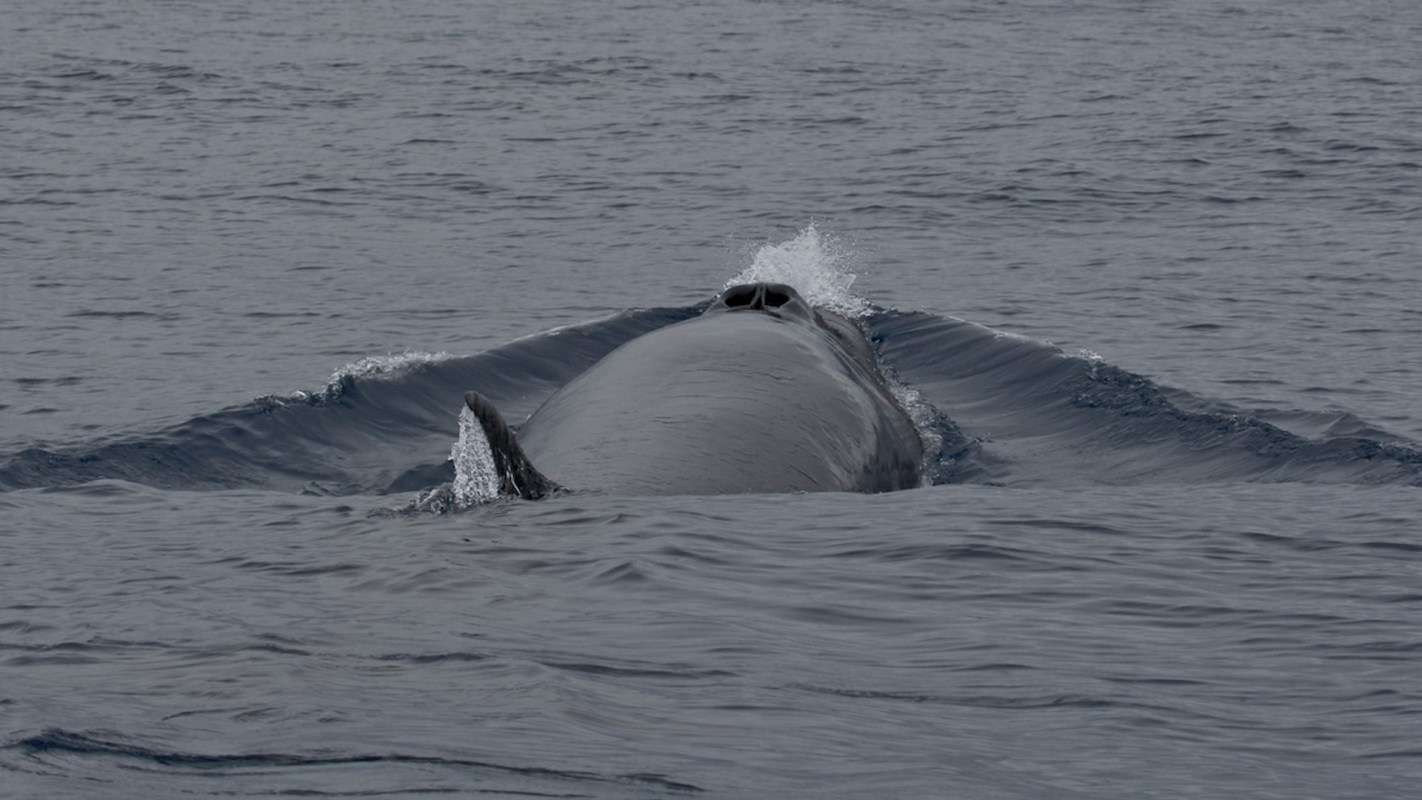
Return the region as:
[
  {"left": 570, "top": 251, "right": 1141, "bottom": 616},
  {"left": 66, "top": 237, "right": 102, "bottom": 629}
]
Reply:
[{"left": 3, "top": 1, "right": 1421, "bottom": 797}]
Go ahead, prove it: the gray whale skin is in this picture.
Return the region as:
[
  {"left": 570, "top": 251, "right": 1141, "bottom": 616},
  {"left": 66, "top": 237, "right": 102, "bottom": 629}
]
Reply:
[{"left": 465, "top": 282, "right": 923, "bottom": 498}]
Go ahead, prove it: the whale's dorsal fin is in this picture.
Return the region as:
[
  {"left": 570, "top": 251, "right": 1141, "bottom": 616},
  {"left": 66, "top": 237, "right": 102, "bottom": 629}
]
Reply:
[{"left": 463, "top": 391, "right": 563, "bottom": 500}]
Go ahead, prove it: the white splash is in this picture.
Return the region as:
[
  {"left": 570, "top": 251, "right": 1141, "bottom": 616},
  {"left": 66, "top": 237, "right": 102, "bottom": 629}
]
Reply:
[
  {"left": 280, "top": 351, "right": 455, "bottom": 403},
  {"left": 887, "top": 379, "right": 945, "bottom": 488},
  {"left": 448, "top": 404, "right": 501, "bottom": 508},
  {"left": 327, "top": 351, "right": 453, "bottom": 386},
  {"left": 724, "top": 223, "right": 871, "bottom": 318}
]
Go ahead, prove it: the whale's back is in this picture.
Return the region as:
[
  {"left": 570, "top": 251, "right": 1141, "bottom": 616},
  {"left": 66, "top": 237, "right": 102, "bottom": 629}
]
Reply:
[{"left": 517, "top": 313, "right": 921, "bottom": 496}]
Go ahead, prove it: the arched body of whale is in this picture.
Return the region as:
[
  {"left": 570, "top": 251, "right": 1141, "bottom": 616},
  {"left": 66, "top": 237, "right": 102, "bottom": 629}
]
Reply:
[{"left": 466, "top": 283, "right": 923, "bottom": 498}]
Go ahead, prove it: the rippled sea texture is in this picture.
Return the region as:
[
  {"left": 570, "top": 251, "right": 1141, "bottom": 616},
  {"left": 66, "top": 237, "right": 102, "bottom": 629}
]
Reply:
[{"left": 3, "top": 1, "right": 1421, "bottom": 797}]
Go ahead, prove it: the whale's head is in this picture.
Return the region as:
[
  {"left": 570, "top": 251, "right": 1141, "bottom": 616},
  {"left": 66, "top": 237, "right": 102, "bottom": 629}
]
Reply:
[{"left": 705, "top": 282, "right": 880, "bottom": 379}]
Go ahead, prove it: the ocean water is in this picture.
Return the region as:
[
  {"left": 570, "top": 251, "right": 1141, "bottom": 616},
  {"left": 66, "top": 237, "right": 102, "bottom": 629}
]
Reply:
[{"left": 3, "top": 1, "right": 1421, "bottom": 798}]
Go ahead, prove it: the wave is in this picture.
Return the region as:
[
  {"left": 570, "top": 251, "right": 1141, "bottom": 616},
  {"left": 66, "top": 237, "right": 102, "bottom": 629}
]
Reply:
[
  {"left": 3, "top": 728, "right": 700, "bottom": 794},
  {"left": 872, "top": 311, "right": 1422, "bottom": 487},
  {"left": 1, "top": 299, "right": 1418, "bottom": 494}
]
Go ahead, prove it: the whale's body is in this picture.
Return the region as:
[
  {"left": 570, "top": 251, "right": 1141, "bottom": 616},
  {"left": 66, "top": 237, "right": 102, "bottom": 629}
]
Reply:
[{"left": 467, "top": 283, "right": 923, "bottom": 498}]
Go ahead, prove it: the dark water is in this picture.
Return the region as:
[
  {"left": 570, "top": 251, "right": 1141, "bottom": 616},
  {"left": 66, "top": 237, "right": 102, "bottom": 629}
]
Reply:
[{"left": 4, "top": 1, "right": 1421, "bottom": 797}]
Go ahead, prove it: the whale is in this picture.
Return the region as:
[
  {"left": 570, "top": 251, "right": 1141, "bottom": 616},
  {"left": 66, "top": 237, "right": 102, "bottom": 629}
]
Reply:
[{"left": 465, "top": 282, "right": 924, "bottom": 498}]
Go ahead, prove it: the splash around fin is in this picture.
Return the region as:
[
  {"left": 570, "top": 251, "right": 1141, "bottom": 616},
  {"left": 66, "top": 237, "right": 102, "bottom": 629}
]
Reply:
[{"left": 463, "top": 391, "right": 563, "bottom": 500}]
